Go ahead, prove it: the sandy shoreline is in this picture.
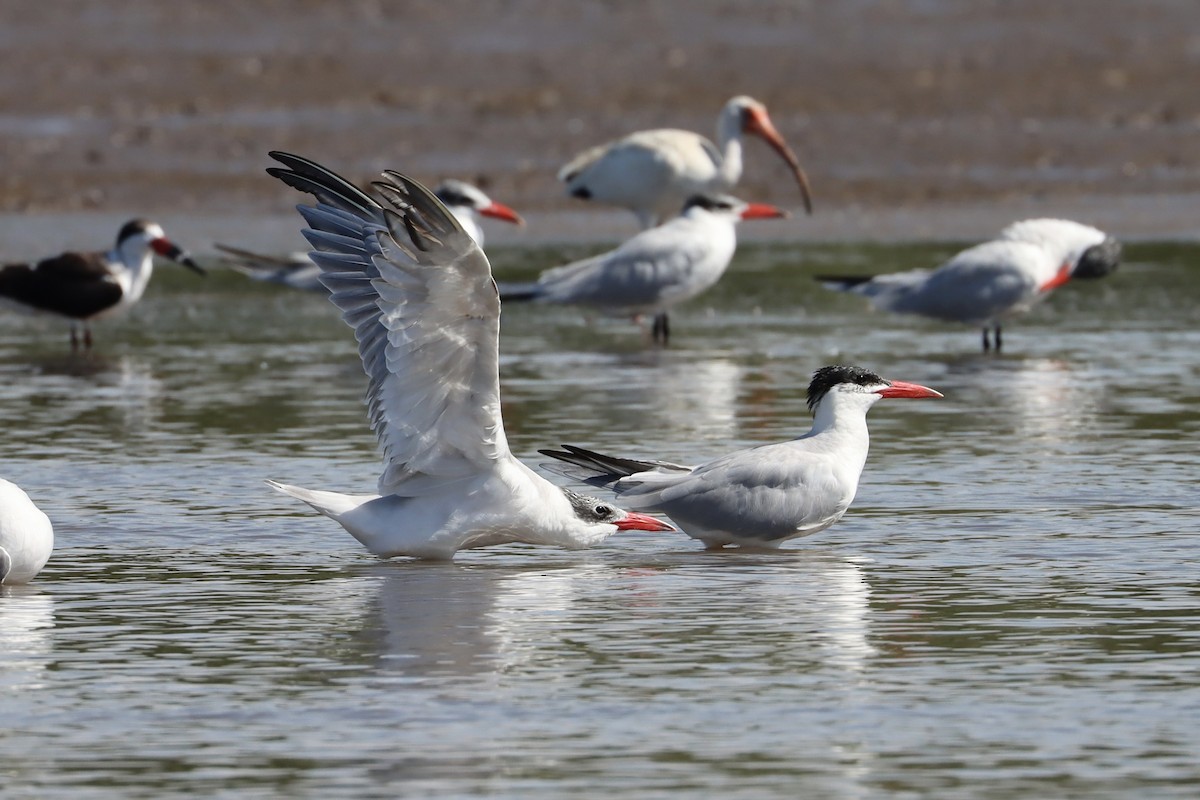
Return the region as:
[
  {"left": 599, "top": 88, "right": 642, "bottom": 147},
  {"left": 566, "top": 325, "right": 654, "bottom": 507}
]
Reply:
[{"left": 2, "top": 1, "right": 1198, "bottom": 244}]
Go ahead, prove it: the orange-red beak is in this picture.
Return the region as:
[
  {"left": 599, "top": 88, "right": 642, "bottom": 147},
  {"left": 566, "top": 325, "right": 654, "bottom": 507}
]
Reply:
[
  {"left": 615, "top": 512, "right": 675, "bottom": 532},
  {"left": 740, "top": 203, "right": 789, "bottom": 221},
  {"left": 480, "top": 202, "right": 525, "bottom": 227},
  {"left": 877, "top": 380, "right": 943, "bottom": 399}
]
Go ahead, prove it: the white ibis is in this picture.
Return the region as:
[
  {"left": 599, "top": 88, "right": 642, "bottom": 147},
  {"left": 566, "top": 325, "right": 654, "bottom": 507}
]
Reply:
[{"left": 559, "top": 95, "right": 813, "bottom": 229}]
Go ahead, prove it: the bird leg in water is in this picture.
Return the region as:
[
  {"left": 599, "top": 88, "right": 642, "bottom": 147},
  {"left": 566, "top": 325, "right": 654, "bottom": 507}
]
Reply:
[
  {"left": 652, "top": 312, "right": 670, "bottom": 344},
  {"left": 981, "top": 324, "right": 1004, "bottom": 353}
]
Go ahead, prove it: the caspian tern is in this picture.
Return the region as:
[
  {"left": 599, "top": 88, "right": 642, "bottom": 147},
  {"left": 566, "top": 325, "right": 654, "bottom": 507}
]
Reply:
[
  {"left": 264, "top": 152, "right": 673, "bottom": 560},
  {"left": 818, "top": 218, "right": 1121, "bottom": 351},
  {"left": 217, "top": 180, "right": 524, "bottom": 293},
  {"left": 0, "top": 479, "right": 53, "bottom": 585},
  {"left": 559, "top": 95, "right": 814, "bottom": 229},
  {"left": 500, "top": 194, "right": 787, "bottom": 343},
  {"left": 540, "top": 365, "right": 941, "bottom": 550},
  {"left": 0, "top": 219, "right": 204, "bottom": 348}
]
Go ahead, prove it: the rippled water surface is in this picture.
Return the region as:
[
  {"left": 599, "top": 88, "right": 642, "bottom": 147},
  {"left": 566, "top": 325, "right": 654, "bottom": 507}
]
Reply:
[{"left": 2, "top": 241, "right": 1198, "bottom": 798}]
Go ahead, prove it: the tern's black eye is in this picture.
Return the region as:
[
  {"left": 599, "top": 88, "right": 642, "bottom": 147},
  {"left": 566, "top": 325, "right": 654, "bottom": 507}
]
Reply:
[{"left": 594, "top": 504, "right": 612, "bottom": 517}]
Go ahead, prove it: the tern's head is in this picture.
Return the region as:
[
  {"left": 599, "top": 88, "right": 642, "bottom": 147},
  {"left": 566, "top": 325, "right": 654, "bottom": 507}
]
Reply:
[
  {"left": 680, "top": 194, "right": 788, "bottom": 223},
  {"left": 807, "top": 365, "right": 943, "bottom": 416},
  {"left": 116, "top": 219, "right": 205, "bottom": 275},
  {"left": 562, "top": 488, "right": 673, "bottom": 536},
  {"left": 434, "top": 179, "right": 524, "bottom": 226},
  {"left": 998, "top": 218, "right": 1120, "bottom": 280}
]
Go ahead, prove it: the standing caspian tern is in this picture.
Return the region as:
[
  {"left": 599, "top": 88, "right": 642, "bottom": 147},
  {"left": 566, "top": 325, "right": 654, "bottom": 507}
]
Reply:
[
  {"left": 818, "top": 218, "right": 1121, "bottom": 351},
  {"left": 500, "top": 194, "right": 787, "bottom": 343},
  {"left": 0, "top": 479, "right": 53, "bottom": 585},
  {"left": 541, "top": 365, "right": 942, "bottom": 550},
  {"left": 217, "top": 179, "right": 524, "bottom": 292},
  {"left": 0, "top": 219, "right": 204, "bottom": 348},
  {"left": 264, "top": 152, "right": 673, "bottom": 560},
  {"left": 559, "top": 95, "right": 814, "bottom": 229}
]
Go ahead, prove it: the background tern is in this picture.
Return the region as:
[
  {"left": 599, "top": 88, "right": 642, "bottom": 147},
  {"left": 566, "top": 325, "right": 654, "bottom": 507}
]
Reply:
[
  {"left": 559, "top": 95, "right": 813, "bottom": 229},
  {"left": 500, "top": 193, "right": 786, "bottom": 343},
  {"left": 541, "top": 365, "right": 941, "bottom": 550},
  {"left": 264, "top": 152, "right": 672, "bottom": 560},
  {"left": 818, "top": 218, "right": 1121, "bottom": 351},
  {"left": 217, "top": 179, "right": 523, "bottom": 293},
  {"left": 0, "top": 478, "right": 53, "bottom": 585},
  {"left": 0, "top": 219, "right": 204, "bottom": 348}
]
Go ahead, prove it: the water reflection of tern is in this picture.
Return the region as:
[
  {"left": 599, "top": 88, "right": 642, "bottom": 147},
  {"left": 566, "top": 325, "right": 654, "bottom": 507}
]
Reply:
[
  {"left": 337, "top": 551, "right": 874, "bottom": 680},
  {"left": 944, "top": 356, "right": 1100, "bottom": 446}
]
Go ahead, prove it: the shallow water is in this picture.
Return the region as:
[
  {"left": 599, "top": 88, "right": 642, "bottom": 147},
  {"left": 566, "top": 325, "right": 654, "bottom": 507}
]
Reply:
[{"left": 2, "top": 241, "right": 1198, "bottom": 798}]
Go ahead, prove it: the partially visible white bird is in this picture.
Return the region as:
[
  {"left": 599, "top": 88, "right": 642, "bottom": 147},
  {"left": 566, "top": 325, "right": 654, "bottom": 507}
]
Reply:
[
  {"left": 217, "top": 179, "right": 524, "bottom": 292},
  {"left": 0, "top": 479, "right": 53, "bottom": 585},
  {"left": 264, "top": 152, "right": 672, "bottom": 560},
  {"left": 0, "top": 219, "right": 204, "bottom": 348},
  {"left": 818, "top": 218, "right": 1121, "bottom": 351},
  {"left": 501, "top": 193, "right": 787, "bottom": 342},
  {"left": 541, "top": 365, "right": 942, "bottom": 550},
  {"left": 559, "top": 95, "right": 813, "bottom": 229}
]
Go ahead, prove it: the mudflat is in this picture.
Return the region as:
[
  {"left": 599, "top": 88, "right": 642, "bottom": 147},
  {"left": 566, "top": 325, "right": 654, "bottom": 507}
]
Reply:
[{"left": 2, "top": 0, "right": 1197, "bottom": 242}]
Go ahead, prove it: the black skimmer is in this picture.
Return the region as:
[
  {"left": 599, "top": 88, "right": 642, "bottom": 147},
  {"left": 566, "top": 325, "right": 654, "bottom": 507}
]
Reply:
[{"left": 0, "top": 219, "right": 204, "bottom": 348}]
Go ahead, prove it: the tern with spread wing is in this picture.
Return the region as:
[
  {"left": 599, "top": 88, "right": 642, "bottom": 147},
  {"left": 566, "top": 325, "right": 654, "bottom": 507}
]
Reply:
[
  {"left": 0, "top": 478, "right": 53, "bottom": 585},
  {"left": 541, "top": 365, "right": 941, "bottom": 550},
  {"left": 217, "top": 179, "right": 523, "bottom": 292},
  {"left": 559, "top": 95, "right": 813, "bottom": 229},
  {"left": 0, "top": 219, "right": 204, "bottom": 348},
  {"left": 818, "top": 218, "right": 1121, "bottom": 351},
  {"left": 501, "top": 194, "right": 786, "bottom": 343},
  {"left": 264, "top": 152, "right": 672, "bottom": 560}
]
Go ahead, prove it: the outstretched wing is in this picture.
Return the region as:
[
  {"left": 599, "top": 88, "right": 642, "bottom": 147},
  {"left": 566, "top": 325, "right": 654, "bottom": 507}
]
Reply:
[{"left": 267, "top": 151, "right": 509, "bottom": 495}]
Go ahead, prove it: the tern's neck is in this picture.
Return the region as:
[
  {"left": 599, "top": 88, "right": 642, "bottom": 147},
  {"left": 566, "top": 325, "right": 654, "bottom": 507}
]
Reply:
[{"left": 801, "top": 393, "right": 875, "bottom": 466}]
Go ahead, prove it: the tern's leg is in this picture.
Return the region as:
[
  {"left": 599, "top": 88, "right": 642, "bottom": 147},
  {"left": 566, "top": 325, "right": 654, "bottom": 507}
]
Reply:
[
  {"left": 83, "top": 326, "right": 94, "bottom": 349},
  {"left": 981, "top": 327, "right": 991, "bottom": 352},
  {"left": 651, "top": 312, "right": 670, "bottom": 344},
  {"left": 994, "top": 325, "right": 1003, "bottom": 352}
]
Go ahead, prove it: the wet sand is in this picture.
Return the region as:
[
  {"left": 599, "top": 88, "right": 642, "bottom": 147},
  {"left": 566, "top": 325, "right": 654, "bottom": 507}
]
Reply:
[{"left": 2, "top": 0, "right": 1199, "bottom": 246}]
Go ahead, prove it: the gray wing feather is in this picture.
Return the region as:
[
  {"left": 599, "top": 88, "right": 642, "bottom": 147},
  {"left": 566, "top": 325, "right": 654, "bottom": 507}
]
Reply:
[{"left": 268, "top": 151, "right": 508, "bottom": 496}]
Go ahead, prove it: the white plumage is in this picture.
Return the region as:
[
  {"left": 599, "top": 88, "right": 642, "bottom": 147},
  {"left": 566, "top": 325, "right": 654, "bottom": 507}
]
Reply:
[
  {"left": 264, "top": 152, "right": 671, "bottom": 560},
  {"left": 0, "top": 479, "right": 53, "bottom": 585},
  {"left": 819, "top": 218, "right": 1122, "bottom": 351},
  {"left": 559, "top": 95, "right": 813, "bottom": 229},
  {"left": 501, "top": 194, "right": 786, "bottom": 342},
  {"left": 541, "top": 366, "right": 941, "bottom": 550},
  {"left": 217, "top": 180, "right": 523, "bottom": 293}
]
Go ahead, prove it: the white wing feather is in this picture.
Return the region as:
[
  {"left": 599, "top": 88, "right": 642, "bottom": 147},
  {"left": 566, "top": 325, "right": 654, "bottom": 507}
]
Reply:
[{"left": 268, "top": 153, "right": 509, "bottom": 496}]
